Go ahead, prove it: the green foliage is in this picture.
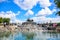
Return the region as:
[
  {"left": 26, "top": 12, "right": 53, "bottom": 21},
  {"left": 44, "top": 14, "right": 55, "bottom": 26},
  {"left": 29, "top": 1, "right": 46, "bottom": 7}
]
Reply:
[
  {"left": 57, "top": 22, "right": 60, "bottom": 26},
  {"left": 56, "top": 11, "right": 60, "bottom": 16},
  {"left": 0, "top": 17, "right": 3, "bottom": 23},
  {"left": 54, "top": 0, "right": 60, "bottom": 16},
  {"left": 0, "top": 17, "right": 10, "bottom": 24},
  {"left": 3, "top": 18, "right": 10, "bottom": 24},
  {"left": 54, "top": 0, "right": 60, "bottom": 8}
]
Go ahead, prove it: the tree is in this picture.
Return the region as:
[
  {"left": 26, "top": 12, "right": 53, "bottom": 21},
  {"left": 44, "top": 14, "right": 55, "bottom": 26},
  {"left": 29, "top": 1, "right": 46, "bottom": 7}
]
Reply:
[
  {"left": 54, "top": 0, "right": 60, "bottom": 16},
  {"left": 3, "top": 18, "right": 10, "bottom": 24},
  {"left": 57, "top": 22, "right": 60, "bottom": 26},
  {"left": 54, "top": 0, "right": 60, "bottom": 8},
  {"left": 0, "top": 17, "right": 3, "bottom": 23}
]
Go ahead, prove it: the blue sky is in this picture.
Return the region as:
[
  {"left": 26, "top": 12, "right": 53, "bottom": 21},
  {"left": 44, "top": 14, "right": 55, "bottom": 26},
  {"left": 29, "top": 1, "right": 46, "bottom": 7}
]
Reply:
[{"left": 0, "top": 0, "right": 60, "bottom": 23}]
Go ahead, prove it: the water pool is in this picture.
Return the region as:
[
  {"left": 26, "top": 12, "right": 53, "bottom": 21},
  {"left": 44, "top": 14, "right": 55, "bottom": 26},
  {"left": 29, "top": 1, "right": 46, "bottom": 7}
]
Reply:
[{"left": 0, "top": 31, "right": 60, "bottom": 40}]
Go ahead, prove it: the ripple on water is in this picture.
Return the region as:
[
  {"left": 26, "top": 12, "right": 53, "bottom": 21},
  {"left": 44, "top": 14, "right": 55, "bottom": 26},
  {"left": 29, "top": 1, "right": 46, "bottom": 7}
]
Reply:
[{"left": 0, "top": 32, "right": 60, "bottom": 40}]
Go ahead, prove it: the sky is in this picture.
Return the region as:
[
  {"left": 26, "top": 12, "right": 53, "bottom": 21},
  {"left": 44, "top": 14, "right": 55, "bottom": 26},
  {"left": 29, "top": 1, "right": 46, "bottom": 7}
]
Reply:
[{"left": 0, "top": 0, "right": 60, "bottom": 23}]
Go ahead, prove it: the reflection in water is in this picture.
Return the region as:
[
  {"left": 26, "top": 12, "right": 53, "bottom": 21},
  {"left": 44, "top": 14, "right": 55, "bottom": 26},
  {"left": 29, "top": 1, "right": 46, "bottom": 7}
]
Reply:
[
  {"left": 0, "top": 31, "right": 60, "bottom": 40},
  {"left": 22, "top": 32, "right": 35, "bottom": 40},
  {"left": 0, "top": 31, "right": 11, "bottom": 38},
  {"left": 47, "top": 32, "right": 60, "bottom": 40}
]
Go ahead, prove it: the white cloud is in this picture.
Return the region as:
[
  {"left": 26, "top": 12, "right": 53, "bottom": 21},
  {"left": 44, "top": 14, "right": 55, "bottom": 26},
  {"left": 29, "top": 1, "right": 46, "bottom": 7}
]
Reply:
[
  {"left": 0, "top": 0, "right": 8, "bottom": 2},
  {"left": 39, "top": 0, "right": 51, "bottom": 8},
  {"left": 36, "top": 7, "right": 56, "bottom": 16},
  {"left": 0, "top": 11, "right": 24, "bottom": 23},
  {"left": 31, "top": 16, "right": 60, "bottom": 23},
  {"left": 14, "top": 0, "right": 38, "bottom": 10},
  {"left": 25, "top": 10, "right": 34, "bottom": 16},
  {"left": 0, "top": 11, "right": 17, "bottom": 18},
  {"left": 10, "top": 19, "right": 25, "bottom": 24},
  {"left": 14, "top": 0, "right": 52, "bottom": 10}
]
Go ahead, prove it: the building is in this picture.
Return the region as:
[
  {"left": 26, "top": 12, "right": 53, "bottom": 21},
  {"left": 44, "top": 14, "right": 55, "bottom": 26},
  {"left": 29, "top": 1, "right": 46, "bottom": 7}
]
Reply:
[{"left": 22, "top": 19, "right": 38, "bottom": 31}]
